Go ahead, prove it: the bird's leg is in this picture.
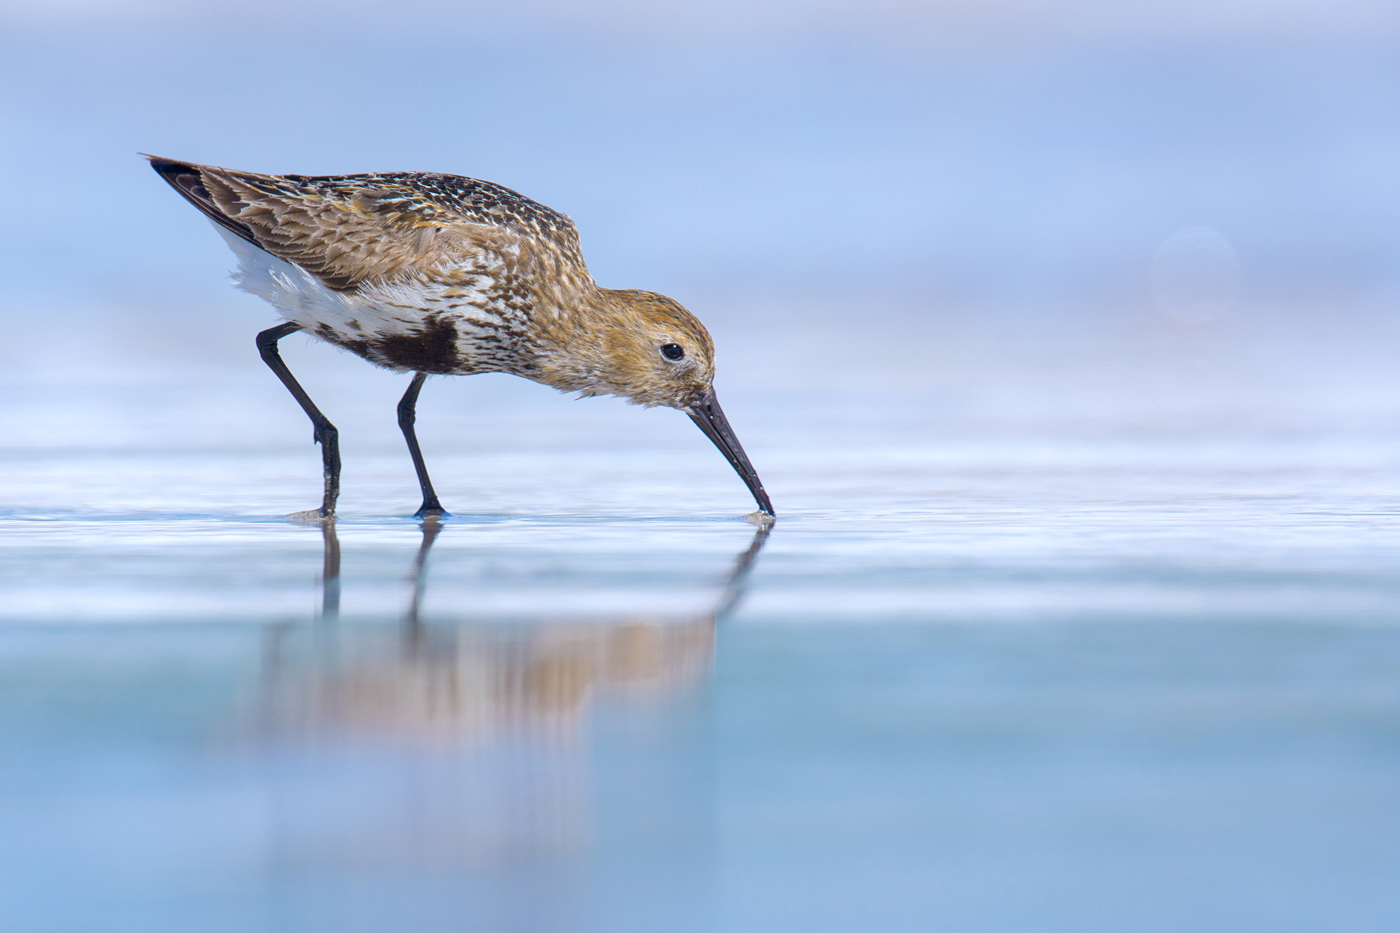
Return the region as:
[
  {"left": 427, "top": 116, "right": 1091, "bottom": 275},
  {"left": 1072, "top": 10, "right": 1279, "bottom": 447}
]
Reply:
[
  {"left": 397, "top": 372, "right": 449, "bottom": 517},
  {"left": 256, "top": 323, "right": 340, "bottom": 519}
]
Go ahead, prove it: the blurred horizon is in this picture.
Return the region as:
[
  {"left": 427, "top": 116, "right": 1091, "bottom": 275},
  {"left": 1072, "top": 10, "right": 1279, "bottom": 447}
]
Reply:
[
  {"left": 8, "top": 0, "right": 1400, "bottom": 39},
  {"left": 2, "top": 0, "right": 1398, "bottom": 370}
]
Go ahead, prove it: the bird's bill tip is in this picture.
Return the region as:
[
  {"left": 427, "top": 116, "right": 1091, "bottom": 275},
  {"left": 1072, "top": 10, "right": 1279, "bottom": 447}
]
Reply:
[{"left": 687, "top": 390, "right": 775, "bottom": 518}]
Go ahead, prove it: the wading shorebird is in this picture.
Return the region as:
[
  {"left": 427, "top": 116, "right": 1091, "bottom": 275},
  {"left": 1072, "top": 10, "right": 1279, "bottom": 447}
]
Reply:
[{"left": 148, "top": 156, "right": 773, "bottom": 520}]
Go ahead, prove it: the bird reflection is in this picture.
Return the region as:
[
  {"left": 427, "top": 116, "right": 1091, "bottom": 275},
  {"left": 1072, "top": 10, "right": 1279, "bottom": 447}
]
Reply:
[{"left": 258, "top": 520, "right": 770, "bottom": 743}]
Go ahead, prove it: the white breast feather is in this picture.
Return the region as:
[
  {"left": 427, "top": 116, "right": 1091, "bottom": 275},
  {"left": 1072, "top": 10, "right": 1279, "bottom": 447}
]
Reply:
[
  {"left": 211, "top": 222, "right": 508, "bottom": 346},
  {"left": 216, "top": 220, "right": 514, "bottom": 343},
  {"left": 213, "top": 223, "right": 361, "bottom": 330}
]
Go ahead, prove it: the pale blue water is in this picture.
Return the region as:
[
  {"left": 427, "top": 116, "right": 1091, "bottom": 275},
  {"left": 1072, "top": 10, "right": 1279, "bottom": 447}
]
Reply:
[{"left": 3, "top": 327, "right": 1400, "bottom": 931}]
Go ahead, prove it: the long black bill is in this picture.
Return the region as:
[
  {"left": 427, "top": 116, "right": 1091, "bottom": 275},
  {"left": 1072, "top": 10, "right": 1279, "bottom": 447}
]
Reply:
[{"left": 687, "top": 389, "right": 775, "bottom": 517}]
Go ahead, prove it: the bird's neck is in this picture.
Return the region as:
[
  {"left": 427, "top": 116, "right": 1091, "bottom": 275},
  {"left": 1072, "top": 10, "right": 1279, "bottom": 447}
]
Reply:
[{"left": 529, "top": 284, "right": 628, "bottom": 397}]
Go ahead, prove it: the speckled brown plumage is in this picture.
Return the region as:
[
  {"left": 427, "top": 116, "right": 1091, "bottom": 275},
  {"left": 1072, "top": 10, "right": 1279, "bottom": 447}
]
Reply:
[{"left": 148, "top": 155, "right": 773, "bottom": 519}]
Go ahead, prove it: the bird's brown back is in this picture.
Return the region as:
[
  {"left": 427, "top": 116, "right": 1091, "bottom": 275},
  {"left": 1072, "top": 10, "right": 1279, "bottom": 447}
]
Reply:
[{"left": 148, "top": 156, "right": 588, "bottom": 292}]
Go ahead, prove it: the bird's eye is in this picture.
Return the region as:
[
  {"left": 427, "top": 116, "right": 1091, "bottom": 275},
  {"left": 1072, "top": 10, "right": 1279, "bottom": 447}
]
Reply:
[{"left": 660, "top": 343, "right": 685, "bottom": 361}]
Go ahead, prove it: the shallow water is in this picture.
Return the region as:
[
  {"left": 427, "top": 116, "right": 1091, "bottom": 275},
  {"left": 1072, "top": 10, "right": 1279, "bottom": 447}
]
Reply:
[{"left": 3, "top": 324, "right": 1400, "bottom": 931}]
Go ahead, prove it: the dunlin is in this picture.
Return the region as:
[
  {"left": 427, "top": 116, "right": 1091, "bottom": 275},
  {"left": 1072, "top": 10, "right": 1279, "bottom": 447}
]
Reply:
[{"left": 148, "top": 157, "right": 773, "bottom": 519}]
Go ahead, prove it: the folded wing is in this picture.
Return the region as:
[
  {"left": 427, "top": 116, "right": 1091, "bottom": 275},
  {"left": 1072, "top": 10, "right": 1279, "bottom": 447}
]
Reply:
[{"left": 147, "top": 156, "right": 587, "bottom": 292}]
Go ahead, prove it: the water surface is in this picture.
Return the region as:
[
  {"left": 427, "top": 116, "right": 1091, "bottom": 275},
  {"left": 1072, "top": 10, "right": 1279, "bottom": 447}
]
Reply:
[{"left": 3, "top": 331, "right": 1400, "bottom": 931}]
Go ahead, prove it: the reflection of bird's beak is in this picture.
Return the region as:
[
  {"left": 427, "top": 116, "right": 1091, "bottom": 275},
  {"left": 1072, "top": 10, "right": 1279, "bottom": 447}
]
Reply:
[{"left": 687, "top": 389, "right": 775, "bottom": 517}]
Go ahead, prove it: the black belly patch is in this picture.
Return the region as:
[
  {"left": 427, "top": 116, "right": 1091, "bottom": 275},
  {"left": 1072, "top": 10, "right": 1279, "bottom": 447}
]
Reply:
[{"left": 370, "top": 315, "right": 462, "bottom": 373}]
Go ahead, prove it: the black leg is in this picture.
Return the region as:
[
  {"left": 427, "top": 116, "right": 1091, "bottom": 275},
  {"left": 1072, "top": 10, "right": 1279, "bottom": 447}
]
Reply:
[
  {"left": 397, "top": 372, "right": 449, "bottom": 517},
  {"left": 256, "top": 323, "right": 340, "bottom": 518}
]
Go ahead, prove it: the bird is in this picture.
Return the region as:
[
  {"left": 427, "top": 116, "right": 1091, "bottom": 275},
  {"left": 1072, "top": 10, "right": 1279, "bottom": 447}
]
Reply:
[{"left": 147, "top": 156, "right": 774, "bottom": 520}]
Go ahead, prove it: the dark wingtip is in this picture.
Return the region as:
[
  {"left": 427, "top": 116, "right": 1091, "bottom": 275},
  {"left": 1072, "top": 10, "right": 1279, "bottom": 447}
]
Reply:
[
  {"left": 144, "top": 154, "right": 260, "bottom": 245},
  {"left": 145, "top": 154, "right": 209, "bottom": 198},
  {"left": 143, "top": 154, "right": 188, "bottom": 175}
]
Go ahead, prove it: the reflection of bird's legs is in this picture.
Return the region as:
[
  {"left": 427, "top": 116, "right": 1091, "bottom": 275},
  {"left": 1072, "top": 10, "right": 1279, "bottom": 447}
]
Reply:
[
  {"left": 320, "top": 519, "right": 341, "bottom": 621},
  {"left": 403, "top": 516, "right": 445, "bottom": 643},
  {"left": 714, "top": 523, "right": 773, "bottom": 622}
]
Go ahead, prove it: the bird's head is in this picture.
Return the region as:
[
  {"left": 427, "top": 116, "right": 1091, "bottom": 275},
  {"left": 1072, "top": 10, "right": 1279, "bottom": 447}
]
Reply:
[
  {"left": 542, "top": 288, "right": 773, "bottom": 517},
  {"left": 591, "top": 289, "right": 716, "bottom": 409}
]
